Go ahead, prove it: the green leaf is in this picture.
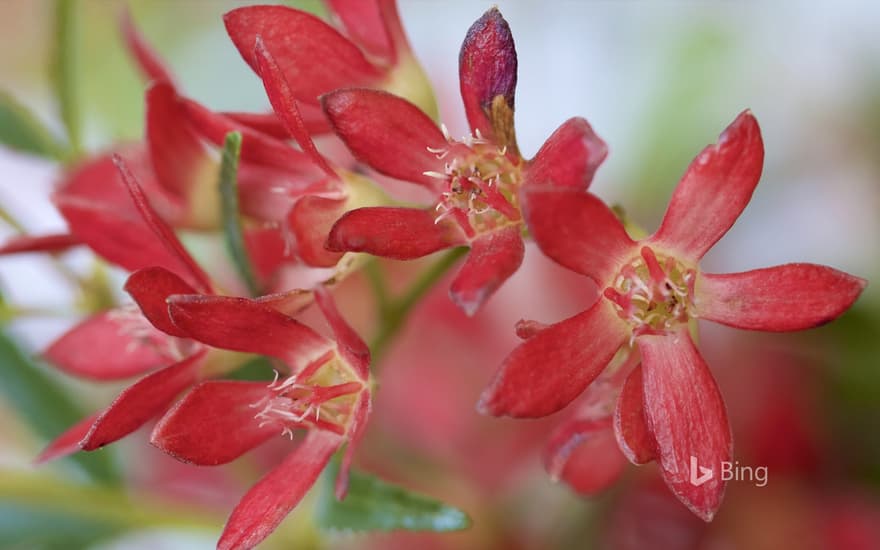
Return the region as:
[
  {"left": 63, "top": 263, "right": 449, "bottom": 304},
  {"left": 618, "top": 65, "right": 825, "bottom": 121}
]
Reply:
[
  {"left": 51, "top": 0, "right": 81, "bottom": 155},
  {"left": 315, "top": 459, "right": 471, "bottom": 533},
  {"left": 0, "top": 91, "right": 68, "bottom": 160},
  {"left": 0, "top": 329, "right": 119, "bottom": 484},
  {"left": 218, "top": 131, "right": 259, "bottom": 295}
]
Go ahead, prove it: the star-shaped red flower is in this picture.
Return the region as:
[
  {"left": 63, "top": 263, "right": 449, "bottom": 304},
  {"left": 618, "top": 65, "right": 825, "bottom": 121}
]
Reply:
[
  {"left": 479, "top": 111, "right": 867, "bottom": 520},
  {"left": 321, "top": 8, "right": 607, "bottom": 315}
]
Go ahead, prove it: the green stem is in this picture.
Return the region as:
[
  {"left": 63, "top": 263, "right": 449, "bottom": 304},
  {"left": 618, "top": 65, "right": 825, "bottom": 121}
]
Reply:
[{"left": 368, "top": 247, "right": 467, "bottom": 364}]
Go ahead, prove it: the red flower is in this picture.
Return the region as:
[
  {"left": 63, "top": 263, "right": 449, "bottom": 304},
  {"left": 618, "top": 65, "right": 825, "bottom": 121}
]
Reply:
[
  {"left": 150, "top": 287, "right": 370, "bottom": 550},
  {"left": 224, "top": 0, "right": 437, "bottom": 126},
  {"left": 36, "top": 159, "right": 309, "bottom": 464},
  {"left": 123, "top": 11, "right": 361, "bottom": 275},
  {"left": 479, "top": 111, "right": 867, "bottom": 520},
  {"left": 322, "top": 8, "right": 608, "bottom": 315}
]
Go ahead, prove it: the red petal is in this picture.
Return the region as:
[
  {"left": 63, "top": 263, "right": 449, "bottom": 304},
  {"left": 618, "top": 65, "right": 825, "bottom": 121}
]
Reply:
[
  {"left": 151, "top": 381, "right": 277, "bottom": 465},
  {"left": 650, "top": 110, "right": 764, "bottom": 261},
  {"left": 321, "top": 89, "right": 446, "bottom": 189},
  {"left": 182, "top": 99, "right": 319, "bottom": 175},
  {"left": 222, "top": 109, "right": 331, "bottom": 138},
  {"left": 255, "top": 289, "right": 314, "bottom": 317},
  {"left": 44, "top": 310, "right": 170, "bottom": 380},
  {"left": 696, "top": 263, "right": 866, "bottom": 332},
  {"left": 54, "top": 197, "right": 192, "bottom": 280},
  {"left": 0, "top": 233, "right": 80, "bottom": 255},
  {"left": 525, "top": 117, "right": 607, "bottom": 190},
  {"left": 112, "top": 155, "right": 213, "bottom": 293},
  {"left": 335, "top": 390, "right": 371, "bottom": 499},
  {"left": 522, "top": 188, "right": 635, "bottom": 283},
  {"left": 124, "top": 267, "right": 198, "bottom": 337},
  {"left": 543, "top": 416, "right": 626, "bottom": 496},
  {"left": 637, "top": 330, "right": 732, "bottom": 522},
  {"left": 217, "top": 430, "right": 343, "bottom": 550},
  {"left": 327, "top": 0, "right": 394, "bottom": 62},
  {"left": 314, "top": 286, "right": 369, "bottom": 381},
  {"left": 327, "top": 207, "right": 465, "bottom": 260},
  {"left": 253, "top": 39, "right": 337, "bottom": 179},
  {"left": 146, "top": 81, "right": 217, "bottom": 205},
  {"left": 613, "top": 365, "right": 658, "bottom": 465},
  {"left": 449, "top": 226, "right": 524, "bottom": 316},
  {"left": 478, "top": 300, "right": 628, "bottom": 418},
  {"left": 34, "top": 413, "right": 100, "bottom": 464},
  {"left": 167, "top": 295, "right": 333, "bottom": 372},
  {"left": 288, "top": 195, "right": 346, "bottom": 268},
  {"left": 224, "top": 6, "right": 382, "bottom": 104},
  {"left": 458, "top": 8, "right": 517, "bottom": 142},
  {"left": 119, "top": 8, "right": 176, "bottom": 84},
  {"left": 56, "top": 146, "right": 176, "bottom": 215},
  {"left": 81, "top": 350, "right": 208, "bottom": 451},
  {"left": 243, "top": 226, "right": 292, "bottom": 284}
]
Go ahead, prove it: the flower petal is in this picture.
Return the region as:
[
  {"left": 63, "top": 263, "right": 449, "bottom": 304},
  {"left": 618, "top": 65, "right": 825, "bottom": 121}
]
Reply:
[
  {"left": 34, "top": 413, "right": 100, "bottom": 464},
  {"left": 146, "top": 81, "right": 219, "bottom": 220},
  {"left": 543, "top": 416, "right": 626, "bottom": 496},
  {"left": 0, "top": 233, "right": 80, "bottom": 255},
  {"left": 44, "top": 310, "right": 170, "bottom": 380},
  {"left": 696, "top": 263, "right": 867, "bottom": 332},
  {"left": 613, "top": 364, "right": 658, "bottom": 465},
  {"left": 253, "top": 39, "right": 338, "bottom": 179},
  {"left": 521, "top": 188, "right": 635, "bottom": 283},
  {"left": 525, "top": 117, "right": 607, "bottom": 190},
  {"left": 151, "top": 381, "right": 278, "bottom": 466},
  {"left": 80, "top": 350, "right": 208, "bottom": 451},
  {"left": 335, "top": 390, "right": 371, "bottom": 500},
  {"left": 224, "top": 6, "right": 382, "bottom": 104},
  {"left": 449, "top": 226, "right": 524, "bottom": 316},
  {"left": 112, "top": 155, "right": 213, "bottom": 293},
  {"left": 321, "top": 89, "right": 446, "bottom": 188},
  {"left": 650, "top": 110, "right": 764, "bottom": 261},
  {"left": 119, "top": 7, "right": 176, "bottom": 84},
  {"left": 217, "top": 430, "right": 343, "bottom": 550},
  {"left": 288, "top": 195, "right": 346, "bottom": 268},
  {"left": 167, "top": 295, "right": 334, "bottom": 373},
  {"left": 124, "top": 267, "right": 198, "bottom": 337},
  {"left": 54, "top": 197, "right": 170, "bottom": 274},
  {"left": 637, "top": 329, "right": 732, "bottom": 522},
  {"left": 459, "top": 8, "right": 517, "bottom": 148},
  {"left": 182, "top": 98, "right": 319, "bottom": 175},
  {"left": 314, "top": 286, "right": 370, "bottom": 381},
  {"left": 326, "top": 207, "right": 465, "bottom": 260},
  {"left": 478, "top": 300, "right": 628, "bottom": 418},
  {"left": 223, "top": 109, "right": 331, "bottom": 138},
  {"left": 327, "top": 0, "right": 394, "bottom": 62}
]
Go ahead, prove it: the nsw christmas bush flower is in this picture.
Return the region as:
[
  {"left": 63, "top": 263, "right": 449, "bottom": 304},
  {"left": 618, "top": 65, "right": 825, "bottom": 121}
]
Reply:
[
  {"left": 322, "top": 8, "right": 608, "bottom": 315},
  {"left": 150, "top": 287, "right": 371, "bottom": 550},
  {"left": 478, "top": 110, "right": 867, "bottom": 521}
]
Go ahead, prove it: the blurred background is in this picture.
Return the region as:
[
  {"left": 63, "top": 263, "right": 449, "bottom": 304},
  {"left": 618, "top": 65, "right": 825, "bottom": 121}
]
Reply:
[{"left": 0, "top": 1, "right": 878, "bottom": 549}]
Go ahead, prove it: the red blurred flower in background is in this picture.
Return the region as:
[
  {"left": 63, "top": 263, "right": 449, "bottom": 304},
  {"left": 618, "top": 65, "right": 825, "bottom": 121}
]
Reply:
[
  {"left": 322, "top": 8, "right": 608, "bottom": 315},
  {"left": 479, "top": 110, "right": 867, "bottom": 520}
]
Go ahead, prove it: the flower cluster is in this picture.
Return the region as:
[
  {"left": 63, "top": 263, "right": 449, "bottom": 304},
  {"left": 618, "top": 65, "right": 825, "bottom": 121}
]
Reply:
[{"left": 0, "top": 2, "right": 868, "bottom": 549}]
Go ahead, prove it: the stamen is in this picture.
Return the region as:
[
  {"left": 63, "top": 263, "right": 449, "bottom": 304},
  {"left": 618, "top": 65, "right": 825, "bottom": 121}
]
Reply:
[{"left": 604, "top": 248, "right": 695, "bottom": 336}]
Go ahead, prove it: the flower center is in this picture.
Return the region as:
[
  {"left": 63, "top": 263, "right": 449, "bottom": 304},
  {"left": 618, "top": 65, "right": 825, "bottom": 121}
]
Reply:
[
  {"left": 424, "top": 126, "right": 522, "bottom": 238},
  {"left": 252, "top": 351, "right": 364, "bottom": 438},
  {"left": 603, "top": 246, "right": 696, "bottom": 337}
]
